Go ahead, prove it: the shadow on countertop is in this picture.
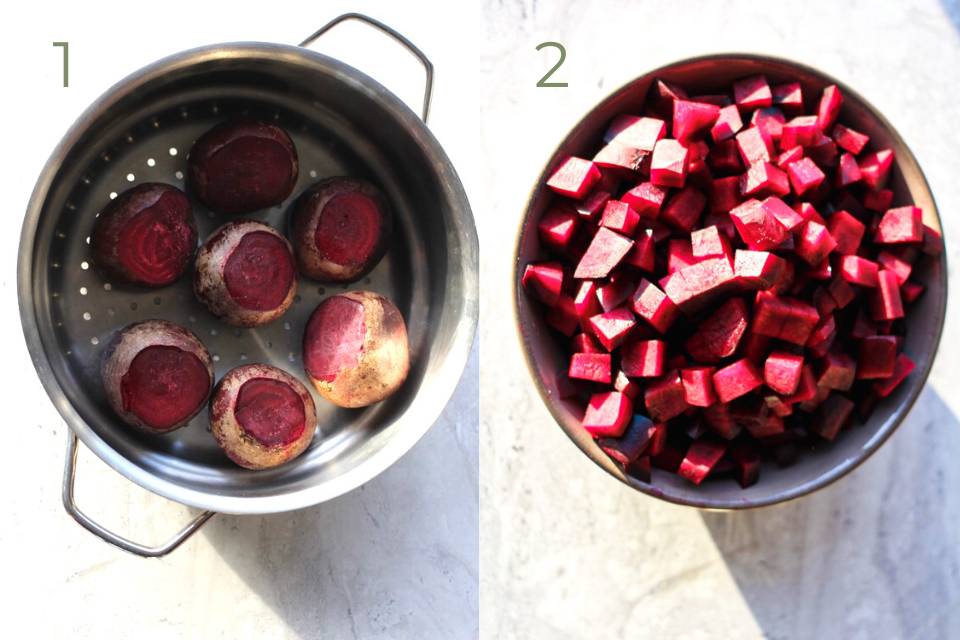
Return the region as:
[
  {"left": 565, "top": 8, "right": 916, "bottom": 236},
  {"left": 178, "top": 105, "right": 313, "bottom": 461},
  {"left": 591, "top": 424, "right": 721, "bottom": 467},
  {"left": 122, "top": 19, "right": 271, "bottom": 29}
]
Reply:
[
  {"left": 201, "top": 343, "right": 479, "bottom": 639},
  {"left": 701, "top": 385, "right": 959, "bottom": 640}
]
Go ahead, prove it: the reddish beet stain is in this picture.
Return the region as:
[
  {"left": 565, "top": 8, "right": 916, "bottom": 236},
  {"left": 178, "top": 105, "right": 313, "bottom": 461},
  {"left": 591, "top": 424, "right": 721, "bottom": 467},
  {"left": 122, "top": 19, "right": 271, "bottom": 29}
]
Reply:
[
  {"left": 120, "top": 346, "right": 210, "bottom": 430},
  {"left": 234, "top": 378, "right": 306, "bottom": 448},
  {"left": 315, "top": 191, "right": 383, "bottom": 266},
  {"left": 116, "top": 191, "right": 195, "bottom": 286},
  {"left": 223, "top": 231, "right": 295, "bottom": 311},
  {"left": 205, "top": 137, "right": 293, "bottom": 213},
  {"left": 303, "top": 297, "right": 365, "bottom": 383}
]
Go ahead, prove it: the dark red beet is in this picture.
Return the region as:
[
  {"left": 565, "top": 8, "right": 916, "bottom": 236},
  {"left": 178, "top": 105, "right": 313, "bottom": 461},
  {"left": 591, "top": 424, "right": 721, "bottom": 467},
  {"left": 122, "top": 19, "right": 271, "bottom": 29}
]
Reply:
[
  {"left": 291, "top": 177, "right": 392, "bottom": 282},
  {"left": 187, "top": 119, "right": 298, "bottom": 214},
  {"left": 90, "top": 183, "right": 197, "bottom": 288}
]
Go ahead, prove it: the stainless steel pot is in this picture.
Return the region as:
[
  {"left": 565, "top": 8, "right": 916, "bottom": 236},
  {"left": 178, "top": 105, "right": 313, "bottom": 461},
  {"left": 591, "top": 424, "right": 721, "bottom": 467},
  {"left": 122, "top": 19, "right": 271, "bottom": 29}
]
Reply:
[{"left": 19, "top": 14, "right": 478, "bottom": 556}]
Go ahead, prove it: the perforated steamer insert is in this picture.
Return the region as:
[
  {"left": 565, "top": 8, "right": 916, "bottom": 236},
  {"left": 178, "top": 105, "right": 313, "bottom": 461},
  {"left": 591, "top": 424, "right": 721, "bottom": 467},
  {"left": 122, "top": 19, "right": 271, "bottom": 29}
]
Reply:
[{"left": 18, "top": 14, "right": 479, "bottom": 556}]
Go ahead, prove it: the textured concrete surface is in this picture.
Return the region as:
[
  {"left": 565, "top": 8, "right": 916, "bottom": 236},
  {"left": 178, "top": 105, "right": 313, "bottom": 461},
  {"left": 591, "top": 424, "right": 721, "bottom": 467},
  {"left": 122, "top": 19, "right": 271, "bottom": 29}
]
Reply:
[
  {"left": 479, "top": 1, "right": 959, "bottom": 639},
  {"left": 1, "top": 1, "right": 479, "bottom": 637}
]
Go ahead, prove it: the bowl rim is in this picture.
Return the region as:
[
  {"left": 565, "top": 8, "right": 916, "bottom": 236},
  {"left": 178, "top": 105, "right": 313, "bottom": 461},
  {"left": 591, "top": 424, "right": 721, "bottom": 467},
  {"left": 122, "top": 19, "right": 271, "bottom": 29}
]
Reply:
[{"left": 512, "top": 52, "right": 948, "bottom": 510}]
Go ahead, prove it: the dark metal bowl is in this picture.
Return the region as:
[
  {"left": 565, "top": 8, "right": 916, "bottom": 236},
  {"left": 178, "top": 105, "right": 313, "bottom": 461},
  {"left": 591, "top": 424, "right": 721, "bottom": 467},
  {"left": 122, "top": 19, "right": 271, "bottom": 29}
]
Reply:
[{"left": 513, "top": 54, "right": 946, "bottom": 510}]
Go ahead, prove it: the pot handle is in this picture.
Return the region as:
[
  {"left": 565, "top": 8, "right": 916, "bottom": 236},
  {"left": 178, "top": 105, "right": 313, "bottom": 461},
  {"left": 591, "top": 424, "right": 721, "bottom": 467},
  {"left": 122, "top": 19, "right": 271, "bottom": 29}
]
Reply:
[
  {"left": 299, "top": 13, "right": 435, "bottom": 124},
  {"left": 62, "top": 430, "right": 216, "bottom": 558}
]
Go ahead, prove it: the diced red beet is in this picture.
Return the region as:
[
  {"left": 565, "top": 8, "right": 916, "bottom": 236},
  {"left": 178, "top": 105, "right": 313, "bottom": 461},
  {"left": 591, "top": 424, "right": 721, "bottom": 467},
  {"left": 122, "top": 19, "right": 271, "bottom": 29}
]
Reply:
[
  {"left": 779, "top": 298, "right": 821, "bottom": 345},
  {"left": 623, "top": 228, "right": 656, "bottom": 272},
  {"left": 545, "top": 293, "right": 579, "bottom": 336},
  {"left": 660, "top": 186, "right": 707, "bottom": 232},
  {"left": 621, "top": 182, "right": 668, "bottom": 219},
  {"left": 706, "top": 139, "right": 746, "bottom": 174},
  {"left": 806, "top": 313, "right": 836, "bottom": 347},
  {"left": 809, "top": 392, "right": 854, "bottom": 441},
  {"left": 876, "top": 206, "right": 923, "bottom": 244},
  {"left": 741, "top": 161, "right": 790, "bottom": 200},
  {"left": 632, "top": 278, "right": 680, "bottom": 333},
  {"left": 752, "top": 292, "right": 819, "bottom": 345},
  {"left": 713, "top": 358, "right": 764, "bottom": 403},
  {"left": 771, "top": 81, "right": 802, "bottom": 112},
  {"left": 736, "top": 126, "right": 775, "bottom": 166},
  {"left": 851, "top": 309, "right": 878, "bottom": 339},
  {"left": 661, "top": 258, "right": 739, "bottom": 315},
  {"left": 597, "top": 272, "right": 637, "bottom": 313},
  {"left": 805, "top": 257, "right": 833, "bottom": 281},
  {"left": 827, "top": 277, "right": 856, "bottom": 309},
  {"left": 804, "top": 136, "right": 840, "bottom": 169},
  {"left": 876, "top": 250, "right": 912, "bottom": 285},
  {"left": 538, "top": 203, "right": 581, "bottom": 253},
  {"left": 582, "top": 392, "right": 633, "bottom": 437},
  {"left": 711, "top": 104, "right": 743, "bottom": 142},
  {"left": 730, "top": 199, "right": 788, "bottom": 250},
  {"left": 575, "top": 190, "right": 611, "bottom": 223},
  {"left": 862, "top": 188, "right": 894, "bottom": 213},
  {"left": 645, "top": 370, "right": 689, "bottom": 421},
  {"left": 647, "top": 78, "right": 689, "bottom": 119},
  {"left": 836, "top": 153, "right": 862, "bottom": 188},
  {"left": 762, "top": 196, "right": 805, "bottom": 231},
  {"left": 922, "top": 224, "right": 944, "bottom": 256},
  {"left": 781, "top": 115, "right": 822, "bottom": 149},
  {"left": 593, "top": 142, "right": 649, "bottom": 174},
  {"left": 817, "top": 85, "right": 844, "bottom": 133},
  {"left": 869, "top": 270, "right": 904, "bottom": 321},
  {"left": 589, "top": 306, "right": 636, "bottom": 350},
  {"left": 681, "top": 366, "right": 718, "bottom": 407},
  {"left": 858, "top": 149, "right": 894, "bottom": 191},
  {"left": 764, "top": 351, "right": 803, "bottom": 395},
  {"left": 733, "top": 75, "right": 772, "bottom": 112},
  {"left": 613, "top": 369, "right": 641, "bottom": 399},
  {"left": 764, "top": 393, "right": 794, "bottom": 417},
  {"left": 874, "top": 353, "right": 915, "bottom": 397},
  {"left": 730, "top": 442, "right": 761, "bottom": 488},
  {"left": 794, "top": 220, "right": 837, "bottom": 266},
  {"left": 702, "top": 402, "right": 741, "bottom": 439},
  {"left": 667, "top": 238, "right": 696, "bottom": 274},
  {"left": 781, "top": 363, "right": 817, "bottom": 404},
  {"left": 650, "top": 139, "right": 690, "bottom": 188},
  {"left": 735, "top": 250, "right": 786, "bottom": 290},
  {"left": 787, "top": 158, "right": 825, "bottom": 197},
  {"left": 673, "top": 100, "right": 721, "bottom": 145},
  {"left": 574, "top": 227, "right": 634, "bottom": 279},
  {"left": 798, "top": 384, "right": 832, "bottom": 412},
  {"left": 840, "top": 255, "right": 879, "bottom": 287},
  {"left": 678, "top": 439, "right": 729, "bottom": 485},
  {"left": 600, "top": 201, "right": 640, "bottom": 237},
  {"left": 777, "top": 146, "right": 805, "bottom": 168},
  {"left": 599, "top": 415, "right": 657, "bottom": 463},
  {"left": 901, "top": 281, "right": 924, "bottom": 303},
  {"left": 832, "top": 123, "right": 869, "bottom": 155},
  {"left": 546, "top": 156, "right": 601, "bottom": 199},
  {"left": 691, "top": 225, "right": 733, "bottom": 262},
  {"left": 827, "top": 211, "right": 866, "bottom": 255},
  {"left": 522, "top": 261, "right": 563, "bottom": 306},
  {"left": 707, "top": 176, "right": 746, "bottom": 214},
  {"left": 858, "top": 335, "right": 897, "bottom": 380},
  {"left": 603, "top": 115, "right": 666, "bottom": 152},
  {"left": 817, "top": 352, "right": 856, "bottom": 391},
  {"left": 555, "top": 371, "right": 590, "bottom": 398},
  {"left": 571, "top": 331, "right": 605, "bottom": 354},
  {"left": 750, "top": 108, "right": 787, "bottom": 144},
  {"left": 684, "top": 298, "right": 749, "bottom": 363},
  {"left": 569, "top": 352, "right": 611, "bottom": 383},
  {"left": 621, "top": 339, "right": 667, "bottom": 377},
  {"left": 813, "top": 286, "right": 837, "bottom": 316}
]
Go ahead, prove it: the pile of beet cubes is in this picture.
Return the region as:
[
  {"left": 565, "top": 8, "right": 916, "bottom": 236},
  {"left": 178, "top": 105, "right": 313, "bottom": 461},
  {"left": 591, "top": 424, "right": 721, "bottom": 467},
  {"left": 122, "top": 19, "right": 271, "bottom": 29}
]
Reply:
[{"left": 522, "top": 74, "right": 942, "bottom": 489}]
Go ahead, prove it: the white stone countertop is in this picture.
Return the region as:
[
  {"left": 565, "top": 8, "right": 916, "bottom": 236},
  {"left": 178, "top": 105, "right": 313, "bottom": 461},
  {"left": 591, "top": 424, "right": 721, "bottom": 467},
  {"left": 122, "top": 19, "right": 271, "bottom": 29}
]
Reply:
[
  {"left": 479, "top": 1, "right": 959, "bottom": 639},
  {"left": 0, "top": 2, "right": 479, "bottom": 638}
]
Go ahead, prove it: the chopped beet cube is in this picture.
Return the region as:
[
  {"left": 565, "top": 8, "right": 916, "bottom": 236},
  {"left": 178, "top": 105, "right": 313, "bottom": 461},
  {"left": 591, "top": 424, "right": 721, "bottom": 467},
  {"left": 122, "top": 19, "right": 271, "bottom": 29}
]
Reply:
[
  {"left": 862, "top": 188, "right": 894, "bottom": 213},
  {"left": 771, "top": 81, "right": 803, "bottom": 114},
  {"left": 667, "top": 238, "right": 696, "bottom": 274},
  {"left": 647, "top": 78, "right": 690, "bottom": 118},
  {"left": 673, "top": 100, "right": 721, "bottom": 145},
  {"left": 817, "top": 352, "right": 857, "bottom": 391},
  {"left": 681, "top": 366, "right": 718, "bottom": 407},
  {"left": 703, "top": 402, "right": 741, "bottom": 439},
  {"left": 571, "top": 331, "right": 604, "bottom": 354},
  {"left": 836, "top": 153, "right": 862, "bottom": 187},
  {"left": 730, "top": 442, "right": 761, "bottom": 488},
  {"left": 589, "top": 306, "right": 636, "bottom": 350},
  {"left": 817, "top": 85, "right": 844, "bottom": 133},
  {"left": 783, "top": 364, "right": 817, "bottom": 404},
  {"left": 874, "top": 353, "right": 915, "bottom": 397},
  {"left": 645, "top": 370, "right": 689, "bottom": 422},
  {"left": 603, "top": 114, "right": 666, "bottom": 152},
  {"left": 538, "top": 203, "right": 581, "bottom": 253},
  {"left": 781, "top": 115, "right": 822, "bottom": 148},
  {"left": 730, "top": 199, "right": 788, "bottom": 250},
  {"left": 555, "top": 371, "right": 590, "bottom": 398},
  {"left": 922, "top": 224, "right": 944, "bottom": 256},
  {"left": 827, "top": 211, "right": 866, "bottom": 255},
  {"left": 546, "top": 156, "right": 601, "bottom": 199},
  {"left": 684, "top": 298, "right": 749, "bottom": 364},
  {"left": 599, "top": 415, "right": 657, "bottom": 463},
  {"left": 741, "top": 161, "right": 790, "bottom": 199},
  {"left": 650, "top": 139, "right": 690, "bottom": 188},
  {"left": 662, "top": 258, "right": 739, "bottom": 315},
  {"left": 575, "top": 190, "right": 611, "bottom": 223},
  {"left": 621, "top": 339, "right": 667, "bottom": 378},
  {"left": 678, "top": 440, "right": 729, "bottom": 485},
  {"left": 901, "top": 281, "right": 924, "bottom": 303},
  {"left": 778, "top": 297, "right": 820, "bottom": 345},
  {"left": 621, "top": 182, "right": 669, "bottom": 218},
  {"left": 777, "top": 146, "right": 805, "bottom": 168},
  {"left": 735, "top": 250, "right": 786, "bottom": 290},
  {"left": 794, "top": 220, "right": 837, "bottom": 266},
  {"left": 750, "top": 107, "right": 787, "bottom": 144},
  {"left": 764, "top": 351, "right": 804, "bottom": 395},
  {"left": 713, "top": 358, "right": 764, "bottom": 403},
  {"left": 869, "top": 270, "right": 904, "bottom": 321},
  {"left": 876, "top": 206, "right": 923, "bottom": 243},
  {"left": 545, "top": 293, "right": 579, "bottom": 336},
  {"left": 840, "top": 255, "right": 879, "bottom": 287},
  {"left": 813, "top": 286, "right": 837, "bottom": 316},
  {"left": 711, "top": 104, "right": 744, "bottom": 142},
  {"left": 876, "top": 250, "right": 912, "bottom": 285},
  {"left": 804, "top": 136, "right": 840, "bottom": 169},
  {"left": 858, "top": 335, "right": 897, "bottom": 379},
  {"left": 522, "top": 261, "right": 563, "bottom": 307},
  {"left": 569, "top": 352, "right": 611, "bottom": 383},
  {"left": 582, "top": 392, "right": 633, "bottom": 437},
  {"left": 827, "top": 277, "right": 856, "bottom": 308},
  {"left": 761, "top": 196, "right": 804, "bottom": 231},
  {"left": 632, "top": 278, "right": 680, "bottom": 333},
  {"left": 691, "top": 225, "right": 733, "bottom": 262},
  {"left": 858, "top": 149, "right": 894, "bottom": 191},
  {"left": 574, "top": 227, "right": 634, "bottom": 279},
  {"left": 733, "top": 75, "right": 772, "bottom": 111},
  {"left": 593, "top": 142, "right": 649, "bottom": 173},
  {"left": 832, "top": 123, "right": 869, "bottom": 155},
  {"left": 600, "top": 200, "right": 641, "bottom": 236},
  {"left": 660, "top": 186, "right": 707, "bottom": 232},
  {"left": 810, "top": 392, "right": 854, "bottom": 441},
  {"left": 806, "top": 313, "right": 836, "bottom": 347},
  {"left": 787, "top": 158, "right": 825, "bottom": 197},
  {"left": 736, "top": 126, "right": 775, "bottom": 166},
  {"left": 623, "top": 228, "right": 656, "bottom": 271},
  {"left": 597, "top": 272, "right": 638, "bottom": 313},
  {"left": 574, "top": 281, "right": 602, "bottom": 332},
  {"left": 706, "top": 138, "right": 746, "bottom": 174},
  {"left": 707, "top": 176, "right": 746, "bottom": 214},
  {"left": 613, "top": 369, "right": 641, "bottom": 399}
]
